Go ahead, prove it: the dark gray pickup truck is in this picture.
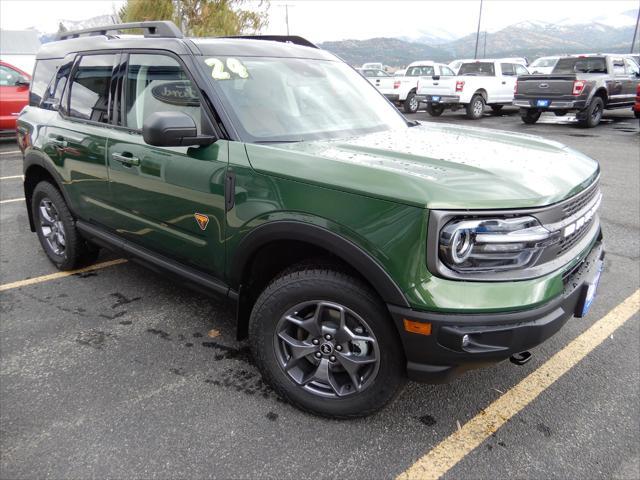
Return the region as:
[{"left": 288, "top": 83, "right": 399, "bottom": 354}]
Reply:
[{"left": 514, "top": 54, "right": 640, "bottom": 127}]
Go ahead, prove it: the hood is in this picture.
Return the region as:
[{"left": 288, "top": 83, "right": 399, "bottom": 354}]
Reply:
[{"left": 244, "top": 122, "right": 599, "bottom": 210}]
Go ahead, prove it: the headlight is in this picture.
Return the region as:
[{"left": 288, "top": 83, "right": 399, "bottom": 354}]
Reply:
[{"left": 439, "top": 216, "right": 558, "bottom": 273}]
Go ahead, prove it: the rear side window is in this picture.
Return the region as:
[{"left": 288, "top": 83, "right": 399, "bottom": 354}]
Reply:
[
  {"left": 458, "top": 62, "right": 495, "bottom": 76},
  {"left": 625, "top": 58, "right": 639, "bottom": 75},
  {"left": 515, "top": 64, "right": 528, "bottom": 76},
  {"left": 406, "top": 66, "right": 434, "bottom": 76},
  {"left": 68, "top": 54, "right": 117, "bottom": 122},
  {"left": 440, "top": 66, "right": 454, "bottom": 76},
  {"left": 124, "top": 53, "right": 202, "bottom": 132},
  {"left": 30, "top": 59, "right": 58, "bottom": 107},
  {"left": 500, "top": 63, "right": 515, "bottom": 76}
]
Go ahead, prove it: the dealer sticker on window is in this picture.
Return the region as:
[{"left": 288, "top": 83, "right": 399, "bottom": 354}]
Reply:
[{"left": 205, "top": 57, "right": 250, "bottom": 80}]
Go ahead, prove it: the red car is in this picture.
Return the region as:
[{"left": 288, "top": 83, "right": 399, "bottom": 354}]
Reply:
[
  {"left": 634, "top": 82, "right": 640, "bottom": 119},
  {"left": 0, "top": 61, "right": 30, "bottom": 136}
]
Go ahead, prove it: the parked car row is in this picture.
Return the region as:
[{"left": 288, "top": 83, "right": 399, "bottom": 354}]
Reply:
[
  {"left": 363, "top": 54, "right": 640, "bottom": 128},
  {"left": 0, "top": 60, "right": 31, "bottom": 137}
]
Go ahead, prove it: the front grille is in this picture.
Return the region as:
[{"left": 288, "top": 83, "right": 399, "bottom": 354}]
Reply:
[
  {"left": 562, "top": 181, "right": 599, "bottom": 218},
  {"left": 557, "top": 216, "right": 595, "bottom": 254}
]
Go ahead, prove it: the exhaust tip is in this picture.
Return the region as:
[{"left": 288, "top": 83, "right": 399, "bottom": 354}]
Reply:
[{"left": 510, "top": 351, "right": 532, "bottom": 366}]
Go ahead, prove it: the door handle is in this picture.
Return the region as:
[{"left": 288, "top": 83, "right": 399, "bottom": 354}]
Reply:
[
  {"left": 112, "top": 152, "right": 140, "bottom": 167},
  {"left": 51, "top": 137, "right": 67, "bottom": 148}
]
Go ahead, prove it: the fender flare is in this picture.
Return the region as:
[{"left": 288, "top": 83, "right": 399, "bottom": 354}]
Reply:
[
  {"left": 23, "top": 150, "right": 76, "bottom": 230},
  {"left": 229, "top": 220, "right": 410, "bottom": 307}
]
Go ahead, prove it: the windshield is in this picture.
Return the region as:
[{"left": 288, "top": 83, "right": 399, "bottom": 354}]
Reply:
[
  {"left": 553, "top": 57, "right": 607, "bottom": 74},
  {"left": 200, "top": 56, "right": 407, "bottom": 142},
  {"left": 531, "top": 58, "right": 557, "bottom": 68},
  {"left": 458, "top": 62, "right": 495, "bottom": 76}
]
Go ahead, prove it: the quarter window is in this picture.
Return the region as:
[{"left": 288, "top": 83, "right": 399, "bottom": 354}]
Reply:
[
  {"left": 68, "top": 54, "right": 117, "bottom": 122},
  {"left": 30, "top": 59, "right": 58, "bottom": 107},
  {"left": 124, "top": 53, "right": 201, "bottom": 132}
]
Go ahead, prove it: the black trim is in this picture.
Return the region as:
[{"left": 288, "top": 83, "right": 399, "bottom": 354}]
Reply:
[
  {"left": 220, "top": 35, "right": 317, "bottom": 49},
  {"left": 56, "top": 21, "right": 183, "bottom": 40},
  {"left": 229, "top": 221, "right": 409, "bottom": 307},
  {"left": 391, "top": 240, "right": 605, "bottom": 383},
  {"left": 225, "top": 170, "right": 236, "bottom": 211},
  {"left": 76, "top": 220, "right": 232, "bottom": 298}
]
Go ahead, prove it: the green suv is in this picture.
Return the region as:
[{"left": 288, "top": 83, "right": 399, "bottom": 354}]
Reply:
[{"left": 18, "top": 22, "right": 605, "bottom": 418}]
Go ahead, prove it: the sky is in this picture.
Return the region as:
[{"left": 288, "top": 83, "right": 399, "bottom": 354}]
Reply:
[{"left": 0, "top": 0, "right": 638, "bottom": 43}]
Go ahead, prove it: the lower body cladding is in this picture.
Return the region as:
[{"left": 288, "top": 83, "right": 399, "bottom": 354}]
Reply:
[
  {"left": 388, "top": 239, "right": 605, "bottom": 383},
  {"left": 383, "top": 93, "right": 400, "bottom": 102}
]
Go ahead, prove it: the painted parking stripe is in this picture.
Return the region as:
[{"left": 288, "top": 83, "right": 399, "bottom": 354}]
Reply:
[
  {"left": 0, "top": 175, "right": 23, "bottom": 180},
  {"left": 0, "top": 259, "right": 128, "bottom": 292},
  {"left": 398, "top": 289, "right": 640, "bottom": 480},
  {"left": 0, "top": 197, "right": 24, "bottom": 204},
  {"left": 0, "top": 151, "right": 21, "bottom": 155}
]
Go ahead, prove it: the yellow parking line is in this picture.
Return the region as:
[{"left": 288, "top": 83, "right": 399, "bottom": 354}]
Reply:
[
  {"left": 398, "top": 289, "right": 640, "bottom": 480},
  {"left": 0, "top": 259, "right": 128, "bottom": 292},
  {"left": 0, "top": 197, "right": 24, "bottom": 204},
  {"left": 0, "top": 151, "right": 21, "bottom": 155},
  {"left": 0, "top": 175, "right": 23, "bottom": 180}
]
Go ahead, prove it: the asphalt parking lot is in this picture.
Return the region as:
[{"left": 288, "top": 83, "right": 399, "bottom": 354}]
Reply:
[{"left": 1, "top": 107, "right": 639, "bottom": 479}]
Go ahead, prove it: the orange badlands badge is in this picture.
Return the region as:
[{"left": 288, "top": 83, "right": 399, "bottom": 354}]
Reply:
[{"left": 194, "top": 213, "right": 209, "bottom": 231}]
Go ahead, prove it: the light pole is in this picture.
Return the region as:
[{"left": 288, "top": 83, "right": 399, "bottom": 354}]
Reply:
[
  {"left": 631, "top": 3, "right": 640, "bottom": 53},
  {"left": 474, "top": 0, "right": 484, "bottom": 59}
]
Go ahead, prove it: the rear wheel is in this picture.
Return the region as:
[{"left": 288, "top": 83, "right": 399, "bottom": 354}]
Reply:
[
  {"left": 403, "top": 92, "right": 419, "bottom": 113},
  {"left": 249, "top": 265, "right": 405, "bottom": 418},
  {"left": 554, "top": 111, "right": 568, "bottom": 117},
  {"left": 32, "top": 181, "right": 99, "bottom": 270},
  {"left": 520, "top": 108, "right": 541, "bottom": 124},
  {"left": 426, "top": 103, "right": 445, "bottom": 116},
  {"left": 465, "top": 94, "right": 485, "bottom": 119},
  {"left": 577, "top": 97, "right": 603, "bottom": 128}
]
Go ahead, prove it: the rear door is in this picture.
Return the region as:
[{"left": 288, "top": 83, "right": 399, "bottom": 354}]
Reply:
[
  {"left": 104, "top": 51, "right": 228, "bottom": 277},
  {"left": 498, "top": 63, "right": 518, "bottom": 103},
  {"left": 609, "top": 57, "right": 626, "bottom": 106},
  {"left": 44, "top": 53, "right": 118, "bottom": 223}
]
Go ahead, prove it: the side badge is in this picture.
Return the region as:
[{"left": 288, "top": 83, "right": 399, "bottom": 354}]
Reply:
[{"left": 194, "top": 213, "right": 209, "bottom": 231}]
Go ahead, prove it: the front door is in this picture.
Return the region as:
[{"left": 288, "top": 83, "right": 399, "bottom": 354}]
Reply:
[{"left": 104, "top": 52, "right": 228, "bottom": 277}]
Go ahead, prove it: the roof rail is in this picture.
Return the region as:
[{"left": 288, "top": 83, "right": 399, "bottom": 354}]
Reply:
[
  {"left": 56, "top": 21, "right": 183, "bottom": 40},
  {"left": 221, "top": 35, "right": 317, "bottom": 49}
]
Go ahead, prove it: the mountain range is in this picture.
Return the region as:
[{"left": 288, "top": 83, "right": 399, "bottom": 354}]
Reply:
[{"left": 320, "top": 11, "right": 640, "bottom": 67}]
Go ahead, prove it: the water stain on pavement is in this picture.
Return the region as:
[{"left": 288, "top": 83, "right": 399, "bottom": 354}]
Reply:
[
  {"left": 147, "top": 328, "right": 171, "bottom": 340},
  {"left": 76, "top": 329, "right": 115, "bottom": 349},
  {"left": 418, "top": 414, "right": 437, "bottom": 426},
  {"left": 109, "top": 292, "right": 141, "bottom": 309},
  {"left": 537, "top": 423, "right": 552, "bottom": 437},
  {"left": 201, "top": 341, "right": 251, "bottom": 363},
  {"left": 204, "top": 367, "right": 275, "bottom": 398}
]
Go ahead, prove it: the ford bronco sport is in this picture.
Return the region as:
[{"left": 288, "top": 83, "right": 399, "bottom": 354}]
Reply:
[{"left": 18, "top": 22, "right": 605, "bottom": 418}]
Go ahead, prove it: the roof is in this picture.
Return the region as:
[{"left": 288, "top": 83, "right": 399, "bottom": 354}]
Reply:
[
  {"left": 36, "top": 35, "right": 334, "bottom": 61},
  {"left": 0, "top": 30, "right": 41, "bottom": 55}
]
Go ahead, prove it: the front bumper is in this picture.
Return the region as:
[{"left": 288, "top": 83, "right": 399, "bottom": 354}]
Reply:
[
  {"left": 389, "top": 239, "right": 605, "bottom": 383},
  {"left": 416, "top": 94, "right": 461, "bottom": 104}
]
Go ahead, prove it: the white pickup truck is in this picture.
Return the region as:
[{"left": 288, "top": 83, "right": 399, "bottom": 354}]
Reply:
[
  {"left": 391, "top": 61, "right": 455, "bottom": 113},
  {"left": 416, "top": 59, "right": 530, "bottom": 119}
]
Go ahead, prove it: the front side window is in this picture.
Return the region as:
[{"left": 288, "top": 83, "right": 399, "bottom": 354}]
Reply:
[
  {"left": 515, "top": 64, "right": 528, "bottom": 76},
  {"left": 124, "top": 53, "right": 202, "bottom": 132},
  {"left": 0, "top": 64, "right": 25, "bottom": 86},
  {"left": 625, "top": 58, "right": 639, "bottom": 75},
  {"left": 440, "top": 66, "right": 454, "bottom": 76},
  {"left": 68, "top": 54, "right": 117, "bottom": 122},
  {"left": 458, "top": 62, "right": 495, "bottom": 76},
  {"left": 201, "top": 56, "right": 407, "bottom": 142}
]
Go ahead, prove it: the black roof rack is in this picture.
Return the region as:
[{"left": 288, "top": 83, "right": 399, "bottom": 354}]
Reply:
[
  {"left": 221, "top": 35, "right": 317, "bottom": 49},
  {"left": 56, "top": 20, "right": 183, "bottom": 40}
]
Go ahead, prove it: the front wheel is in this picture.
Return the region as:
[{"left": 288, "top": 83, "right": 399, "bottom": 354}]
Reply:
[
  {"left": 465, "top": 94, "right": 485, "bottom": 119},
  {"left": 520, "top": 108, "right": 541, "bottom": 124},
  {"left": 426, "top": 103, "right": 445, "bottom": 116},
  {"left": 249, "top": 265, "right": 405, "bottom": 418},
  {"left": 403, "top": 92, "right": 419, "bottom": 113}
]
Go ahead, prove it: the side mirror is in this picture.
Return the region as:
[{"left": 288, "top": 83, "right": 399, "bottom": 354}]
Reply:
[{"left": 142, "top": 112, "right": 216, "bottom": 147}]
